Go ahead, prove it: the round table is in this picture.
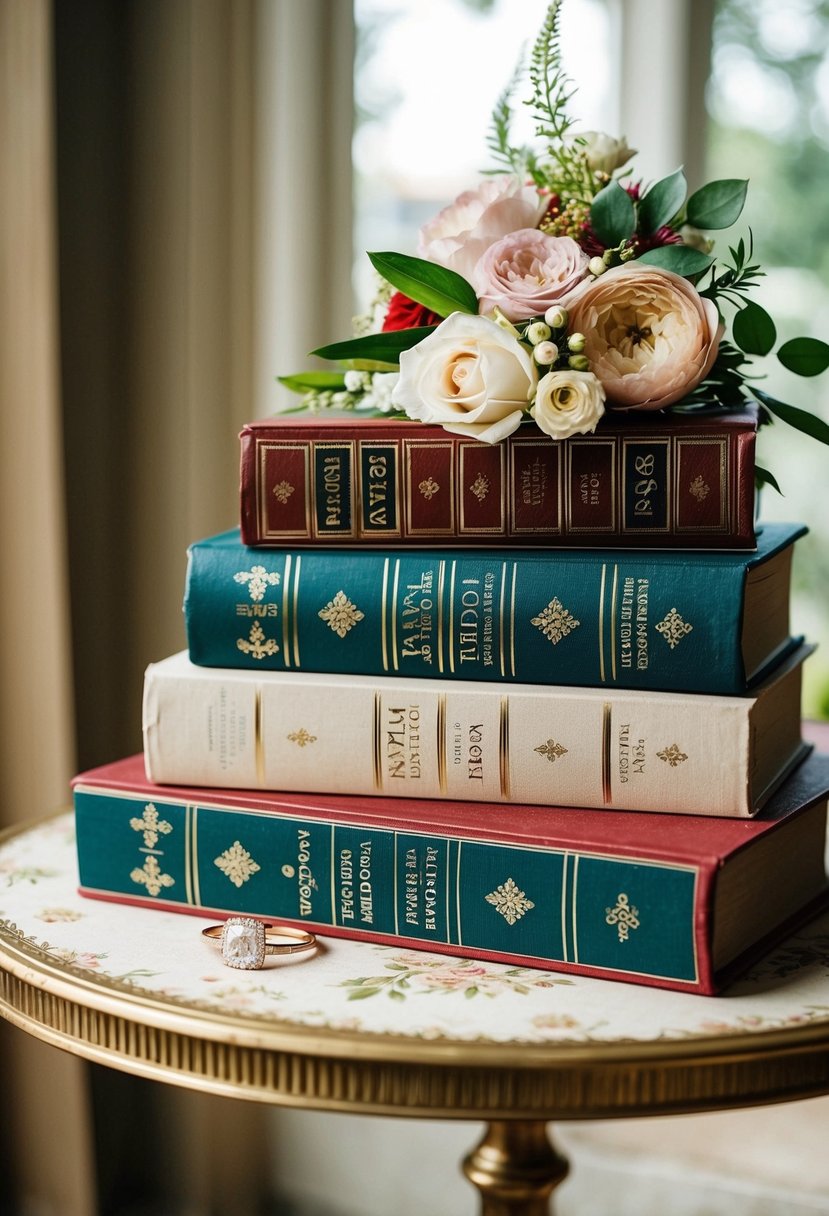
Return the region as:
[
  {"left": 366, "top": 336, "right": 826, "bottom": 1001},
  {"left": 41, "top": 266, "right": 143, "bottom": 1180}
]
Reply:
[{"left": 2, "top": 813, "right": 829, "bottom": 1214}]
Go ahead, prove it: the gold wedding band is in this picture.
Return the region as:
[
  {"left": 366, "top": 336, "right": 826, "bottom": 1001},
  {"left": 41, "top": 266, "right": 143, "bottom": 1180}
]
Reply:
[{"left": 202, "top": 917, "right": 317, "bottom": 970}]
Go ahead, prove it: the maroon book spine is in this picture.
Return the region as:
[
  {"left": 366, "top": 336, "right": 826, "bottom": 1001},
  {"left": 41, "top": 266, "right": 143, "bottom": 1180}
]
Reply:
[{"left": 239, "top": 410, "right": 757, "bottom": 550}]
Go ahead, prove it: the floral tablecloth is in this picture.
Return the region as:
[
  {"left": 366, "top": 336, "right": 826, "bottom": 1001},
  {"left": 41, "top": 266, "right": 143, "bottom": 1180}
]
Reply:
[{"left": 2, "top": 814, "right": 829, "bottom": 1045}]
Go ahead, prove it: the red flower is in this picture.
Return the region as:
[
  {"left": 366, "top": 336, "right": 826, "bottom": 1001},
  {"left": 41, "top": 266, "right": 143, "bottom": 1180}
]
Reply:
[
  {"left": 382, "top": 292, "right": 443, "bottom": 332},
  {"left": 578, "top": 182, "right": 683, "bottom": 258}
]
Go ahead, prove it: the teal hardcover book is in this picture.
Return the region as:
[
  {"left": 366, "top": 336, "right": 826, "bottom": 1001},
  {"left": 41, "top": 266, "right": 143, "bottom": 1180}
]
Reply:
[
  {"left": 183, "top": 522, "right": 805, "bottom": 695},
  {"left": 73, "top": 752, "right": 829, "bottom": 995}
]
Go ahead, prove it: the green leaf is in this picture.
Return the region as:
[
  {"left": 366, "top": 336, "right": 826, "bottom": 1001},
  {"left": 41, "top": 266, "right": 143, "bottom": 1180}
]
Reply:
[
  {"left": 752, "top": 388, "right": 829, "bottom": 445},
  {"left": 311, "top": 327, "right": 436, "bottom": 367},
  {"left": 777, "top": 337, "right": 829, "bottom": 377},
  {"left": 687, "top": 179, "right": 748, "bottom": 230},
  {"left": 368, "top": 251, "right": 478, "bottom": 317},
  {"left": 346, "top": 987, "right": 382, "bottom": 1001},
  {"left": 277, "top": 371, "right": 347, "bottom": 394},
  {"left": 755, "top": 465, "right": 783, "bottom": 495},
  {"left": 464, "top": 986, "right": 479, "bottom": 999},
  {"left": 732, "top": 301, "right": 777, "bottom": 356},
  {"left": 638, "top": 168, "right": 687, "bottom": 233},
  {"left": 589, "top": 180, "right": 636, "bottom": 246},
  {"left": 636, "top": 245, "right": 714, "bottom": 277},
  {"left": 388, "top": 988, "right": 406, "bottom": 1002}
]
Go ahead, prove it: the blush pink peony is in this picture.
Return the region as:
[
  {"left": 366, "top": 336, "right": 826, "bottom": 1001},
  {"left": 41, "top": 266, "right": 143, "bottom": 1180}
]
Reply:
[
  {"left": 565, "top": 263, "right": 723, "bottom": 409},
  {"left": 474, "top": 230, "right": 589, "bottom": 322},
  {"left": 418, "top": 176, "right": 547, "bottom": 283}
]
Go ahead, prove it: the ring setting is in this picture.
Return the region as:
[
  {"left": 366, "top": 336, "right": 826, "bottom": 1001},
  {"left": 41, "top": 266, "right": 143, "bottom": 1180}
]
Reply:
[{"left": 202, "top": 917, "right": 317, "bottom": 970}]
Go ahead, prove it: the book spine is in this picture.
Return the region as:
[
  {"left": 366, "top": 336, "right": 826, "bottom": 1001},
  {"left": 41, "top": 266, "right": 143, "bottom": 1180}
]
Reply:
[
  {"left": 185, "top": 541, "right": 750, "bottom": 694},
  {"left": 74, "top": 782, "right": 714, "bottom": 993},
  {"left": 239, "top": 420, "right": 756, "bottom": 549},
  {"left": 142, "top": 662, "right": 755, "bottom": 816}
]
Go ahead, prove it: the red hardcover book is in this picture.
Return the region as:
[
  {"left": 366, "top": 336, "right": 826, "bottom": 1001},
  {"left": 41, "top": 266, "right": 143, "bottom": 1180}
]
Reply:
[
  {"left": 74, "top": 750, "right": 829, "bottom": 995},
  {"left": 239, "top": 409, "right": 758, "bottom": 549}
]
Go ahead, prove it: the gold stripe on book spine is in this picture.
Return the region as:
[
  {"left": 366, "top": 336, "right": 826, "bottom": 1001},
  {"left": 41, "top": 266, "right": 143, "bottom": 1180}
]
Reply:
[
  {"left": 437, "top": 560, "right": 446, "bottom": 674},
  {"left": 391, "top": 559, "right": 401, "bottom": 671},
  {"left": 184, "top": 806, "right": 194, "bottom": 905},
  {"left": 571, "top": 855, "right": 580, "bottom": 964},
  {"left": 499, "top": 698, "right": 511, "bottom": 800},
  {"left": 509, "top": 564, "right": 517, "bottom": 677},
  {"left": 599, "top": 564, "right": 607, "bottom": 682},
  {"left": 437, "top": 696, "right": 448, "bottom": 794},
  {"left": 292, "top": 555, "right": 302, "bottom": 667},
  {"left": 381, "top": 558, "right": 390, "bottom": 672},
  {"left": 610, "top": 564, "right": 619, "bottom": 681},
  {"left": 255, "top": 689, "right": 266, "bottom": 788},
  {"left": 373, "top": 693, "right": 383, "bottom": 791},
  {"left": 449, "top": 561, "right": 457, "bottom": 673},
  {"left": 190, "top": 807, "right": 201, "bottom": 907},
  {"left": 602, "top": 703, "right": 612, "bottom": 804},
  {"left": 560, "top": 853, "right": 569, "bottom": 963},
  {"left": 282, "top": 555, "right": 292, "bottom": 667}
]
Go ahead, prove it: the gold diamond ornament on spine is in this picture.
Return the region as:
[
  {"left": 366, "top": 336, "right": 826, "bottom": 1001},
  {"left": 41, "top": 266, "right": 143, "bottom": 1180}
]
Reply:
[
  {"left": 214, "top": 841, "right": 262, "bottom": 888},
  {"left": 288, "top": 728, "right": 317, "bottom": 747},
  {"left": 318, "top": 590, "right": 365, "bottom": 638},
  {"left": 655, "top": 607, "right": 693, "bottom": 650},
  {"left": 531, "top": 596, "right": 580, "bottom": 645},
  {"left": 469, "top": 473, "right": 490, "bottom": 501},
  {"left": 273, "top": 480, "right": 295, "bottom": 504},
  {"left": 418, "top": 477, "right": 440, "bottom": 499},
  {"left": 485, "top": 877, "right": 535, "bottom": 926}
]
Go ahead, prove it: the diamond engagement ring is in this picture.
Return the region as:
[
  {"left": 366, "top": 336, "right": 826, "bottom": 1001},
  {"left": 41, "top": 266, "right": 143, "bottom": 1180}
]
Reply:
[{"left": 202, "top": 917, "right": 317, "bottom": 970}]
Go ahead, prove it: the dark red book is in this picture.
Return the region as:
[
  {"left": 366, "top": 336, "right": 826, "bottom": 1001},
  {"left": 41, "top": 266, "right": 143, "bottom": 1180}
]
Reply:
[
  {"left": 73, "top": 749, "right": 829, "bottom": 995},
  {"left": 239, "top": 409, "right": 757, "bottom": 549}
]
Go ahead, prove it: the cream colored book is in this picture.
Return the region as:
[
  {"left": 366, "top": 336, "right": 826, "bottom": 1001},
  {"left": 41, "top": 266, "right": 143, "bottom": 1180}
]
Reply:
[{"left": 142, "top": 647, "right": 812, "bottom": 818}]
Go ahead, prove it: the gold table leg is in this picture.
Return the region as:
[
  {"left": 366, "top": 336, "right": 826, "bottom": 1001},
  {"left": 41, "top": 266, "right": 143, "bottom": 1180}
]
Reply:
[{"left": 462, "top": 1120, "right": 569, "bottom": 1215}]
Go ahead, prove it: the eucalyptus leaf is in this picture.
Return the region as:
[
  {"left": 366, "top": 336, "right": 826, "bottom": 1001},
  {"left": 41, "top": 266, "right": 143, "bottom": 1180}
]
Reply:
[
  {"left": 638, "top": 168, "right": 687, "bottom": 234},
  {"left": 752, "top": 388, "right": 829, "bottom": 445},
  {"left": 311, "top": 326, "right": 436, "bottom": 366},
  {"left": 754, "top": 465, "right": 783, "bottom": 495},
  {"left": 277, "top": 371, "right": 347, "bottom": 394},
  {"left": 589, "top": 180, "right": 636, "bottom": 246},
  {"left": 777, "top": 337, "right": 829, "bottom": 377},
  {"left": 686, "top": 179, "right": 748, "bottom": 230},
  {"left": 636, "top": 245, "right": 714, "bottom": 277},
  {"left": 368, "top": 251, "right": 478, "bottom": 316},
  {"left": 732, "top": 301, "right": 777, "bottom": 357}
]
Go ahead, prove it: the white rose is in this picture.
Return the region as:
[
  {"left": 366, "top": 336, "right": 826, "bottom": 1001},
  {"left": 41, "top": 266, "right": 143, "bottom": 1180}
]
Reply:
[
  {"left": 577, "top": 131, "right": 636, "bottom": 175},
  {"left": 531, "top": 370, "right": 606, "bottom": 440},
  {"left": 391, "top": 312, "right": 538, "bottom": 444}
]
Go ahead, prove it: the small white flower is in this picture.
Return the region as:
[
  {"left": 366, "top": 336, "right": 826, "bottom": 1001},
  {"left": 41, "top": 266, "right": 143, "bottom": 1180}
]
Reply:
[
  {"left": 526, "top": 321, "right": 552, "bottom": 345},
  {"left": 588, "top": 256, "right": 607, "bottom": 277},
  {"left": 567, "top": 332, "right": 586, "bottom": 353},
  {"left": 533, "top": 340, "right": 559, "bottom": 366},
  {"left": 531, "top": 369, "right": 606, "bottom": 440},
  {"left": 545, "top": 305, "right": 569, "bottom": 330},
  {"left": 344, "top": 369, "right": 368, "bottom": 392}
]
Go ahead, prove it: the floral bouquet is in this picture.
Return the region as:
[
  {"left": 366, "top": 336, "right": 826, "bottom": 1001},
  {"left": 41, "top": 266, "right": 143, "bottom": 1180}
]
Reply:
[{"left": 280, "top": 0, "right": 829, "bottom": 491}]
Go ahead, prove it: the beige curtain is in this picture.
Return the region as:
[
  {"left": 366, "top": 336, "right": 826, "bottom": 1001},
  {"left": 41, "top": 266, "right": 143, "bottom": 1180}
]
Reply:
[{"left": 1, "top": 0, "right": 354, "bottom": 1211}]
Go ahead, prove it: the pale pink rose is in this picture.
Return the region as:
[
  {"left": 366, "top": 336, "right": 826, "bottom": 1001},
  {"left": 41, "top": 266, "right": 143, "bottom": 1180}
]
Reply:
[
  {"left": 418, "top": 176, "right": 547, "bottom": 282},
  {"left": 392, "top": 312, "right": 537, "bottom": 444},
  {"left": 565, "top": 264, "right": 723, "bottom": 409},
  {"left": 474, "top": 230, "right": 589, "bottom": 322}
]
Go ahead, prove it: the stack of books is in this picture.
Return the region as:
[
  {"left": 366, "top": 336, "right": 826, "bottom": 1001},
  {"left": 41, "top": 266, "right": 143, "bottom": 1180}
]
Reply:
[{"left": 72, "top": 407, "right": 829, "bottom": 995}]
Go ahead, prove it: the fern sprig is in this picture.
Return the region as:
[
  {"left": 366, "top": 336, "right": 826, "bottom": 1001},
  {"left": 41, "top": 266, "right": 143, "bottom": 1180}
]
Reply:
[
  {"left": 485, "top": 51, "right": 530, "bottom": 177},
  {"left": 523, "top": 1, "right": 594, "bottom": 201}
]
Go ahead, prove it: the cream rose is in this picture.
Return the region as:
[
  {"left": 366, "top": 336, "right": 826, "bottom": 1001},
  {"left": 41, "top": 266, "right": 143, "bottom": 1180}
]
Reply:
[
  {"left": 418, "top": 176, "right": 547, "bottom": 283},
  {"left": 474, "top": 230, "right": 589, "bottom": 322},
  {"left": 564, "top": 264, "right": 723, "bottom": 409},
  {"left": 531, "top": 370, "right": 606, "bottom": 439},
  {"left": 576, "top": 131, "right": 636, "bottom": 175},
  {"left": 391, "top": 312, "right": 537, "bottom": 444}
]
